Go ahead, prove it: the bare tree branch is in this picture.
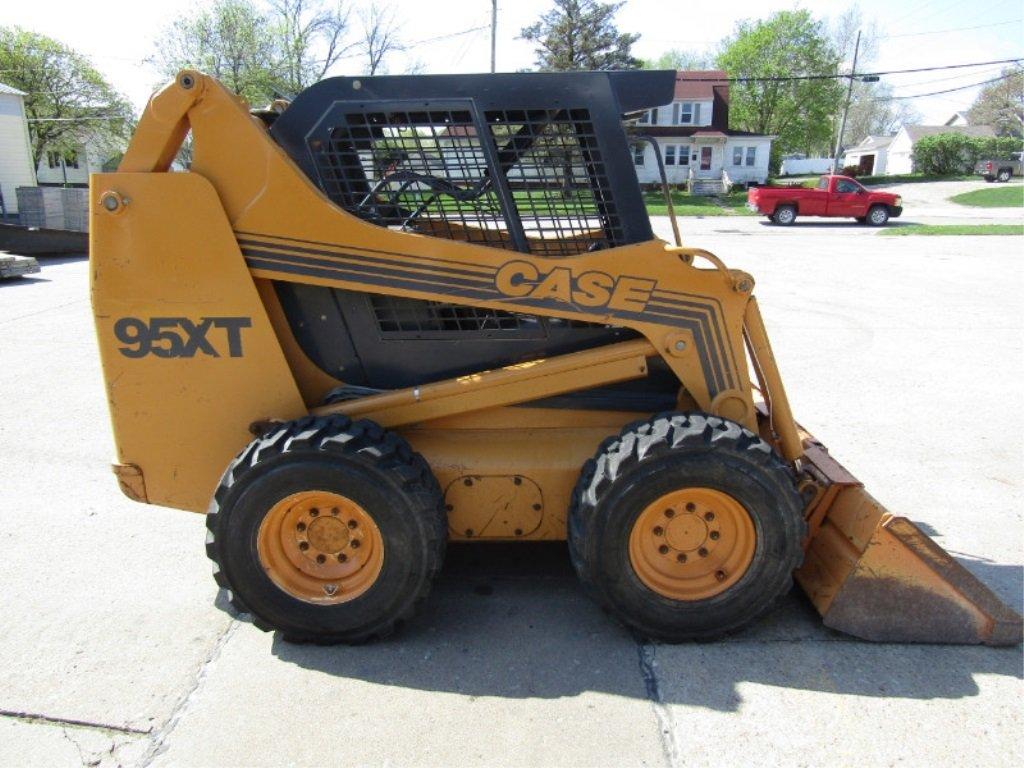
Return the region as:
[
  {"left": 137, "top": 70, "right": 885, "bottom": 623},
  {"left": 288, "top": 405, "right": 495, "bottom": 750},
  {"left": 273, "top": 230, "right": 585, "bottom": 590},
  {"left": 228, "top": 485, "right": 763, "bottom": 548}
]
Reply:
[{"left": 359, "top": 2, "right": 404, "bottom": 76}]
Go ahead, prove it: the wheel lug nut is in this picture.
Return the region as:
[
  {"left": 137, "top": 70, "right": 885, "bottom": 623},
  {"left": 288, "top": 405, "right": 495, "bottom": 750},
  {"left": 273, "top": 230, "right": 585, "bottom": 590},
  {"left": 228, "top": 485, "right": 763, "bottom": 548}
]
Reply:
[
  {"left": 653, "top": 526, "right": 664, "bottom": 536},
  {"left": 299, "top": 541, "right": 309, "bottom": 551},
  {"left": 296, "top": 522, "right": 306, "bottom": 532},
  {"left": 676, "top": 553, "right": 687, "bottom": 563},
  {"left": 347, "top": 519, "right": 357, "bottom": 529},
  {"left": 715, "top": 570, "right": 726, "bottom": 581},
  {"left": 309, "top": 508, "right": 319, "bottom": 517},
  {"left": 704, "top": 511, "right": 715, "bottom": 521},
  {"left": 351, "top": 539, "right": 361, "bottom": 549},
  {"left": 337, "top": 553, "right": 347, "bottom": 563},
  {"left": 709, "top": 531, "right": 720, "bottom": 540},
  {"left": 698, "top": 547, "right": 708, "bottom": 557},
  {"left": 685, "top": 502, "right": 696, "bottom": 512},
  {"left": 658, "top": 544, "right": 669, "bottom": 555},
  {"left": 316, "top": 554, "right": 326, "bottom": 564},
  {"left": 664, "top": 508, "right": 675, "bottom": 518}
]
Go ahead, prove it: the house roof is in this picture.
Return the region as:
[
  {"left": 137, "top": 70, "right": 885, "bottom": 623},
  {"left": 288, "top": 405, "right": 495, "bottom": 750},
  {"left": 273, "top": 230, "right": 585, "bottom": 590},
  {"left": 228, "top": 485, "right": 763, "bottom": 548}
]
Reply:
[
  {"left": 903, "top": 124, "right": 996, "bottom": 141},
  {"left": 850, "top": 134, "right": 895, "bottom": 150},
  {"left": 638, "top": 126, "right": 772, "bottom": 139},
  {"left": 674, "top": 70, "right": 728, "bottom": 101},
  {"left": 0, "top": 81, "right": 27, "bottom": 97}
]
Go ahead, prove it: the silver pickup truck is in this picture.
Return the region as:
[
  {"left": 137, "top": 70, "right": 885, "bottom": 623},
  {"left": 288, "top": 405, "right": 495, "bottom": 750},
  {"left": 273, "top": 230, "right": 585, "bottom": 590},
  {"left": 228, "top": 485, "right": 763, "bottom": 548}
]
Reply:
[{"left": 975, "top": 151, "right": 1022, "bottom": 182}]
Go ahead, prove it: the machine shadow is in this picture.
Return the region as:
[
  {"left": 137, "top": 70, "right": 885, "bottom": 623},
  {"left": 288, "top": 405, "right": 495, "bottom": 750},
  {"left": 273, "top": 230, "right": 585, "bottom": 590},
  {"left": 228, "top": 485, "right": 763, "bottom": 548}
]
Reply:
[{"left": 267, "top": 542, "right": 1022, "bottom": 712}]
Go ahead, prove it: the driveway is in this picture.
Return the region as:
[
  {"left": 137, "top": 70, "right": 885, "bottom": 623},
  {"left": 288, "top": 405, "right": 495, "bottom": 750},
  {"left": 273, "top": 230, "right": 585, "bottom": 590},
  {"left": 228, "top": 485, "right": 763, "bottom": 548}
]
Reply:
[
  {"left": 0, "top": 227, "right": 1021, "bottom": 767},
  {"left": 862, "top": 178, "right": 1023, "bottom": 223}
]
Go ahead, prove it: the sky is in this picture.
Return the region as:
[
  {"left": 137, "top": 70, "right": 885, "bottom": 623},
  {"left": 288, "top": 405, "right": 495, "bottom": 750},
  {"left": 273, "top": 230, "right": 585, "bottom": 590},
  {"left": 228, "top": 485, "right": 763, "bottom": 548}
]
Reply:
[{"left": 3, "top": 0, "right": 1022, "bottom": 125}]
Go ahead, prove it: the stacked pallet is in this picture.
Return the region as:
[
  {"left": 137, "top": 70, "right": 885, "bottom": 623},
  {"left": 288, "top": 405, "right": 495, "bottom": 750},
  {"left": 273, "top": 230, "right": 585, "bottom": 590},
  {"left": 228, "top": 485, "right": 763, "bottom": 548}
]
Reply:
[
  {"left": 61, "top": 188, "right": 89, "bottom": 232},
  {"left": 0, "top": 253, "right": 41, "bottom": 279},
  {"left": 15, "top": 187, "right": 90, "bottom": 231},
  {"left": 16, "top": 187, "right": 64, "bottom": 229}
]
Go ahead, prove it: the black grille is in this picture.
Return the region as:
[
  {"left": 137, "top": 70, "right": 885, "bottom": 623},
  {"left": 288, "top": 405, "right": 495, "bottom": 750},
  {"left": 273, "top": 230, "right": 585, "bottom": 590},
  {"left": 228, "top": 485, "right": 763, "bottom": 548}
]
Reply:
[
  {"left": 369, "top": 294, "right": 543, "bottom": 337},
  {"left": 311, "top": 106, "right": 622, "bottom": 257}
]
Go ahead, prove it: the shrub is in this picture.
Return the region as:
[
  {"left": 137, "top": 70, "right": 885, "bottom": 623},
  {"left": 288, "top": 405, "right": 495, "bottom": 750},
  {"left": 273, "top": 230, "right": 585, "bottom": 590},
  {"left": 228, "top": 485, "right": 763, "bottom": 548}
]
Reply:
[
  {"left": 913, "top": 133, "right": 1022, "bottom": 174},
  {"left": 841, "top": 165, "right": 861, "bottom": 177}
]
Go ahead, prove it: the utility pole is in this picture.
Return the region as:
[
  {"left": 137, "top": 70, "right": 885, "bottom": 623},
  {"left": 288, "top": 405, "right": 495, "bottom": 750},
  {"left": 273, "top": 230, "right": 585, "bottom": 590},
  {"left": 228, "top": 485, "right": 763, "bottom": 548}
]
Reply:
[
  {"left": 833, "top": 29, "right": 861, "bottom": 170},
  {"left": 490, "top": 0, "right": 497, "bottom": 73}
]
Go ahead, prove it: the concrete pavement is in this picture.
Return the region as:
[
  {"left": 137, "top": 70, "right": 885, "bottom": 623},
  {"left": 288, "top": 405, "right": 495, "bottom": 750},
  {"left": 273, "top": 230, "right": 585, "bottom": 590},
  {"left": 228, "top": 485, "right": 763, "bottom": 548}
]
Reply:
[{"left": 0, "top": 216, "right": 1021, "bottom": 767}]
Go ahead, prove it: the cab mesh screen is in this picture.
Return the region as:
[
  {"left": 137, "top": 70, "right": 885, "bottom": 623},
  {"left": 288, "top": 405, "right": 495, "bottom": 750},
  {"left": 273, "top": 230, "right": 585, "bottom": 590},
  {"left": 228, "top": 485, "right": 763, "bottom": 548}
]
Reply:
[{"left": 312, "top": 107, "right": 622, "bottom": 257}]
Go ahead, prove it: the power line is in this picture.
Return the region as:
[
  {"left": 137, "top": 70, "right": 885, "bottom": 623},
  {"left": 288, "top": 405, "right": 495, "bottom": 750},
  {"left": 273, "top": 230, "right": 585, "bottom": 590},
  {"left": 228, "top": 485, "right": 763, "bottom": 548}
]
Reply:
[
  {"left": 26, "top": 116, "right": 127, "bottom": 122},
  {"left": 879, "top": 17, "right": 1023, "bottom": 39},
  {"left": 877, "top": 72, "right": 1018, "bottom": 101},
  {"left": 697, "top": 57, "right": 1024, "bottom": 83}
]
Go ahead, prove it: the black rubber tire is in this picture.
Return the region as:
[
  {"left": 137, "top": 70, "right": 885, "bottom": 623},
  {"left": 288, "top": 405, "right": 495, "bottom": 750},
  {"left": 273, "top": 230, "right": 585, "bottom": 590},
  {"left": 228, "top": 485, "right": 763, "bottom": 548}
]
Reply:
[
  {"left": 771, "top": 205, "right": 797, "bottom": 225},
  {"left": 568, "top": 412, "right": 805, "bottom": 642},
  {"left": 206, "top": 415, "right": 446, "bottom": 644},
  {"left": 997, "top": 169, "right": 1012, "bottom": 182},
  {"left": 866, "top": 204, "right": 890, "bottom": 226}
]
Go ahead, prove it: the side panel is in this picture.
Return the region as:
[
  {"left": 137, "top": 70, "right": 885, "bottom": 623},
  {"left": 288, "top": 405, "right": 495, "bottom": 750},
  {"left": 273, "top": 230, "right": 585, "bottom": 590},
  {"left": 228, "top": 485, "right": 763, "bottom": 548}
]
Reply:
[{"left": 90, "top": 172, "right": 306, "bottom": 512}]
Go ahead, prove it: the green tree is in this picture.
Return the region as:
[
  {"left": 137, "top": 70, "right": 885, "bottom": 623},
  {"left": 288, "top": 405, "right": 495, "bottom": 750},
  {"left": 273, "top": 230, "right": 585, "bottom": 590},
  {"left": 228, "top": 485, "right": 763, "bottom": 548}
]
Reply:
[
  {"left": 520, "top": 0, "right": 640, "bottom": 71},
  {"left": 717, "top": 10, "right": 843, "bottom": 162},
  {"left": 642, "top": 49, "right": 712, "bottom": 71},
  {"left": 152, "top": 0, "right": 279, "bottom": 104},
  {"left": 967, "top": 66, "right": 1024, "bottom": 138},
  {"left": 913, "top": 133, "right": 1021, "bottom": 174},
  {"left": 0, "top": 27, "right": 133, "bottom": 166}
]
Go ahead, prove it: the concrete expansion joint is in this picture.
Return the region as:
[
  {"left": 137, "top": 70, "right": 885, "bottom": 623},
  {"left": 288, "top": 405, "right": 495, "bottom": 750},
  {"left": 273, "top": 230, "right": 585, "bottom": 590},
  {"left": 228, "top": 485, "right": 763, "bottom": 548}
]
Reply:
[
  {"left": 636, "top": 639, "right": 682, "bottom": 768},
  {"left": 138, "top": 619, "right": 239, "bottom": 767},
  {"left": 0, "top": 709, "right": 150, "bottom": 736}
]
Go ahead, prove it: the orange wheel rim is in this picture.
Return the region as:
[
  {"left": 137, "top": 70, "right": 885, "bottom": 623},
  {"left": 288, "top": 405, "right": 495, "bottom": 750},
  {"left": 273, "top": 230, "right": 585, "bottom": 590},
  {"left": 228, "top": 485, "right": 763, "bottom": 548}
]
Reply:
[
  {"left": 628, "top": 488, "right": 755, "bottom": 601},
  {"left": 257, "top": 490, "right": 384, "bottom": 604}
]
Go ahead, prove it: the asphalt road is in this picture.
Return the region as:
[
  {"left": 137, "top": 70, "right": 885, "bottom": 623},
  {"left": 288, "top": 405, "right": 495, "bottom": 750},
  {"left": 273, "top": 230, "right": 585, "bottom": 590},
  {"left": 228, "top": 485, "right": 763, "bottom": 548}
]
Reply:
[{"left": 1, "top": 213, "right": 1022, "bottom": 767}]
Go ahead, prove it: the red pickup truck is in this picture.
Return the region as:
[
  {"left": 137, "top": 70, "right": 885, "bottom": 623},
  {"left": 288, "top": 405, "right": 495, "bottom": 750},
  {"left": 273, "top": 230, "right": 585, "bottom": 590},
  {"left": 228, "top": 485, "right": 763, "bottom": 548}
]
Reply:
[{"left": 747, "top": 175, "right": 902, "bottom": 226}]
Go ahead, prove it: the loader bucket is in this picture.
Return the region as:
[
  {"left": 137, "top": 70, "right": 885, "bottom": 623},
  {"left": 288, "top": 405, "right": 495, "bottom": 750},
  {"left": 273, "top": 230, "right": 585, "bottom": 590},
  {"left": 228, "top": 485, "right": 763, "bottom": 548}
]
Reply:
[{"left": 795, "top": 436, "right": 1023, "bottom": 646}]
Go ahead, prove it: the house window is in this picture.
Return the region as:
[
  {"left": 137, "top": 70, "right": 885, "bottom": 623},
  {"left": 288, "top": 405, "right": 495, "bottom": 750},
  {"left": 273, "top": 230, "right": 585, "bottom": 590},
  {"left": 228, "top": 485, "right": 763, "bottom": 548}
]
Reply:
[
  {"left": 677, "top": 102, "right": 702, "bottom": 125},
  {"left": 745, "top": 147, "right": 756, "bottom": 166},
  {"left": 46, "top": 151, "right": 79, "bottom": 169},
  {"left": 639, "top": 108, "right": 659, "bottom": 125},
  {"left": 677, "top": 145, "right": 690, "bottom": 166},
  {"left": 665, "top": 145, "right": 676, "bottom": 165},
  {"left": 633, "top": 145, "right": 645, "bottom": 166},
  {"left": 732, "top": 146, "right": 744, "bottom": 166}
]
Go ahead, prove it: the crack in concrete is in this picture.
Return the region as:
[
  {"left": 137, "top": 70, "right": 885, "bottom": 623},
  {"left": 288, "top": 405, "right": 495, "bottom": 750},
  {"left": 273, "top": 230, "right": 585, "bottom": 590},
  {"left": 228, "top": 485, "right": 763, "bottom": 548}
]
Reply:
[
  {"left": 137, "top": 620, "right": 239, "bottom": 768},
  {"left": 637, "top": 640, "right": 681, "bottom": 768},
  {"left": 0, "top": 709, "right": 150, "bottom": 736},
  {"left": 60, "top": 726, "right": 93, "bottom": 767}
]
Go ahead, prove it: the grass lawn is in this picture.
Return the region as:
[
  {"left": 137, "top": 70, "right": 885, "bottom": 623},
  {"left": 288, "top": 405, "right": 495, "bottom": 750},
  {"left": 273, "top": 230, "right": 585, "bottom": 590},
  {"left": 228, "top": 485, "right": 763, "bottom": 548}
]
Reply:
[
  {"left": 948, "top": 186, "right": 1024, "bottom": 208},
  {"left": 879, "top": 224, "right": 1024, "bottom": 237},
  {"left": 643, "top": 190, "right": 754, "bottom": 217}
]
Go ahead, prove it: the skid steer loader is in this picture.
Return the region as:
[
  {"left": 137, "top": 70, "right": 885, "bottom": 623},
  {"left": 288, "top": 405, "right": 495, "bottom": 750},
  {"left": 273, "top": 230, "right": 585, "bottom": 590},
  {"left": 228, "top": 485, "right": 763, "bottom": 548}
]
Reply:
[{"left": 90, "top": 69, "right": 1022, "bottom": 645}]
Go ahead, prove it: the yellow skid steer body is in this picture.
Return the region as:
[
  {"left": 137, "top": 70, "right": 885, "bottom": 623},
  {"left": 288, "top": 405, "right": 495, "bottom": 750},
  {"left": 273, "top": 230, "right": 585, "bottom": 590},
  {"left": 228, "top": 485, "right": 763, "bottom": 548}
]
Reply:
[{"left": 90, "top": 72, "right": 1021, "bottom": 645}]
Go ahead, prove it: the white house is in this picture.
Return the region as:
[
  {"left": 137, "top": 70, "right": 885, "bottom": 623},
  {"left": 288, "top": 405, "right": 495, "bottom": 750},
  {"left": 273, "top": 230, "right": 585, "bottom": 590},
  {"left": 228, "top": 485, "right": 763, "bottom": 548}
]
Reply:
[
  {"left": 35, "top": 142, "right": 118, "bottom": 187},
  {"left": 0, "top": 82, "right": 38, "bottom": 216},
  {"left": 630, "top": 70, "right": 774, "bottom": 194},
  {"left": 841, "top": 134, "right": 894, "bottom": 176},
  {"left": 886, "top": 123, "right": 996, "bottom": 175}
]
